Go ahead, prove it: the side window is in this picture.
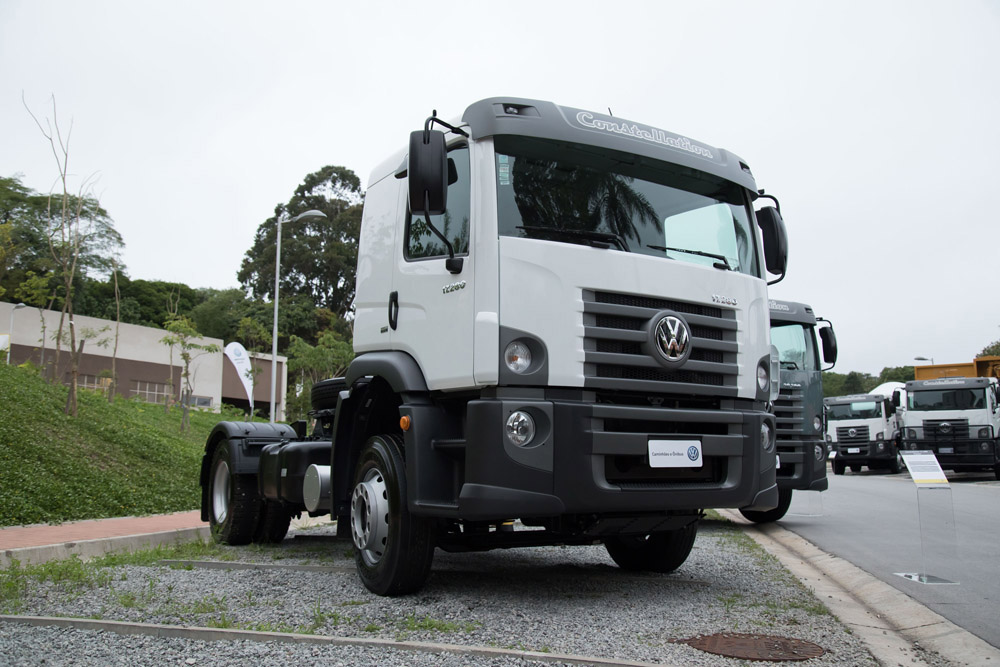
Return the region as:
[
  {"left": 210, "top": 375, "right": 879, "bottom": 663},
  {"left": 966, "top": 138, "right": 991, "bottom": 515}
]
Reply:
[{"left": 406, "top": 145, "right": 470, "bottom": 260}]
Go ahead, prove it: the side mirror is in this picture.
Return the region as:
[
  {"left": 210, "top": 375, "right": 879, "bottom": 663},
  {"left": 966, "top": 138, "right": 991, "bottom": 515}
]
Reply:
[
  {"left": 891, "top": 389, "right": 901, "bottom": 408},
  {"left": 756, "top": 206, "right": 788, "bottom": 284},
  {"left": 408, "top": 129, "right": 448, "bottom": 216},
  {"left": 886, "top": 398, "right": 896, "bottom": 416},
  {"left": 819, "top": 325, "right": 838, "bottom": 369}
]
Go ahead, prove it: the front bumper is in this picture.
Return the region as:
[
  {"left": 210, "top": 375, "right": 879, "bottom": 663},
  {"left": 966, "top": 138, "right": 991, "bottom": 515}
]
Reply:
[
  {"left": 901, "top": 439, "right": 997, "bottom": 469},
  {"left": 833, "top": 441, "right": 896, "bottom": 464},
  {"left": 404, "top": 395, "right": 777, "bottom": 521},
  {"left": 776, "top": 438, "right": 828, "bottom": 492}
]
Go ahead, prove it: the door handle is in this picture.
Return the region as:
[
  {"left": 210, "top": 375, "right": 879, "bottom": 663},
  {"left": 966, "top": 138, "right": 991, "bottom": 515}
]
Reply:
[{"left": 388, "top": 291, "right": 399, "bottom": 331}]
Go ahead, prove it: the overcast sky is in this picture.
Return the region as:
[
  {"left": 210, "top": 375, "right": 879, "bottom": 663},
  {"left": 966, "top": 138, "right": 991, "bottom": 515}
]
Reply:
[{"left": 2, "top": 0, "right": 998, "bottom": 375}]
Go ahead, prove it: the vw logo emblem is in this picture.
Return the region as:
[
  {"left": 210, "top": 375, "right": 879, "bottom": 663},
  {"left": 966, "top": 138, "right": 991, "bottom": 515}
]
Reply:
[
  {"left": 938, "top": 422, "right": 952, "bottom": 434},
  {"left": 848, "top": 428, "right": 857, "bottom": 438},
  {"left": 653, "top": 314, "right": 691, "bottom": 363},
  {"left": 686, "top": 446, "right": 699, "bottom": 461}
]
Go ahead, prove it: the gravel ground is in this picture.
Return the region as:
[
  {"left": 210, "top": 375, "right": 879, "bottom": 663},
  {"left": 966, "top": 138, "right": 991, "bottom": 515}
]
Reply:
[{"left": 0, "top": 518, "right": 956, "bottom": 666}]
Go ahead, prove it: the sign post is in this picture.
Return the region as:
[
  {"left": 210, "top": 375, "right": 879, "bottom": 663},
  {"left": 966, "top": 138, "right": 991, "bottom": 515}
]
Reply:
[{"left": 894, "top": 451, "right": 958, "bottom": 585}]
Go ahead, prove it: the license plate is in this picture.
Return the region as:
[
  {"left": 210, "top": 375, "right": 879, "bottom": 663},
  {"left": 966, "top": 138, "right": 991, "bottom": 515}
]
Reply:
[
  {"left": 939, "top": 447, "right": 954, "bottom": 454},
  {"left": 847, "top": 447, "right": 861, "bottom": 454},
  {"left": 648, "top": 440, "right": 702, "bottom": 468}
]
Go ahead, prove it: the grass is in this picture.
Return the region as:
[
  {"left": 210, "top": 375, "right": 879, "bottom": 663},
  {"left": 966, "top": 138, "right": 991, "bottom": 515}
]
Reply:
[{"left": 0, "top": 363, "right": 251, "bottom": 526}]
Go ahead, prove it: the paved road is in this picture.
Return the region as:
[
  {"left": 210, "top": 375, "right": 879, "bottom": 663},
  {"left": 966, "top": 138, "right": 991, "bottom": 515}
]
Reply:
[{"left": 777, "top": 468, "right": 1000, "bottom": 649}]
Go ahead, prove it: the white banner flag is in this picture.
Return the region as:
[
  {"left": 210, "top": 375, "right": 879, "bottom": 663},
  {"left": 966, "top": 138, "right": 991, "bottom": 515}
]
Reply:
[{"left": 224, "top": 342, "right": 255, "bottom": 410}]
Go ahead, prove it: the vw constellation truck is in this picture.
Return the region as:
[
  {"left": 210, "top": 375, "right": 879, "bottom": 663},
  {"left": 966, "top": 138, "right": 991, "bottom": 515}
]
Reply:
[
  {"left": 825, "top": 387, "right": 905, "bottom": 475},
  {"left": 201, "top": 98, "right": 789, "bottom": 595},
  {"left": 900, "top": 377, "right": 1000, "bottom": 478},
  {"left": 740, "top": 300, "right": 836, "bottom": 522}
]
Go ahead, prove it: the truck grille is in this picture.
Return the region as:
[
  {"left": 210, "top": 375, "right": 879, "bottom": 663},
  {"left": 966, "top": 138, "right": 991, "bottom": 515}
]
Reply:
[
  {"left": 922, "top": 419, "right": 970, "bottom": 440},
  {"left": 774, "top": 387, "right": 804, "bottom": 440},
  {"left": 582, "top": 290, "right": 738, "bottom": 397},
  {"left": 836, "top": 425, "right": 869, "bottom": 444}
]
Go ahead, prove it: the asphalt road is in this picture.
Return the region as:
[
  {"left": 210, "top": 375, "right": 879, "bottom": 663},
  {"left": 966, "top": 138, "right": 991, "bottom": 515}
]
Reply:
[{"left": 777, "top": 468, "right": 1000, "bottom": 649}]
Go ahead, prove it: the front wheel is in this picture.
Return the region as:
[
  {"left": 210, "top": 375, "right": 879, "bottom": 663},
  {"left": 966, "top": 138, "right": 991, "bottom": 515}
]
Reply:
[
  {"left": 208, "top": 440, "right": 260, "bottom": 545},
  {"left": 833, "top": 460, "right": 845, "bottom": 475},
  {"left": 604, "top": 521, "right": 698, "bottom": 573},
  {"left": 351, "top": 434, "right": 435, "bottom": 596},
  {"left": 739, "top": 488, "right": 793, "bottom": 524},
  {"left": 888, "top": 450, "right": 904, "bottom": 474},
  {"left": 850, "top": 464, "right": 862, "bottom": 473}
]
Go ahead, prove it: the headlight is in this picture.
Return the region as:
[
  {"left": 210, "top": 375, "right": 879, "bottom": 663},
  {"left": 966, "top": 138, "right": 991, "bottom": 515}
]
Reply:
[
  {"left": 813, "top": 417, "right": 822, "bottom": 432},
  {"left": 978, "top": 427, "right": 991, "bottom": 439},
  {"left": 907, "top": 429, "right": 917, "bottom": 440},
  {"left": 760, "top": 421, "right": 774, "bottom": 452},
  {"left": 505, "top": 411, "right": 535, "bottom": 446},
  {"left": 504, "top": 341, "right": 532, "bottom": 374},
  {"left": 756, "top": 364, "right": 769, "bottom": 393},
  {"left": 876, "top": 432, "right": 884, "bottom": 441},
  {"left": 814, "top": 444, "right": 825, "bottom": 461},
  {"left": 825, "top": 434, "right": 832, "bottom": 443}
]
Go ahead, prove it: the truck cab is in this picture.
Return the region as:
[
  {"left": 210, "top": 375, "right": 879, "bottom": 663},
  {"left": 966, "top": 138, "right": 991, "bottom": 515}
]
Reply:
[
  {"left": 825, "top": 393, "right": 903, "bottom": 474},
  {"left": 900, "top": 377, "right": 1000, "bottom": 478},
  {"left": 740, "top": 300, "right": 836, "bottom": 522},
  {"left": 201, "top": 97, "right": 790, "bottom": 595}
]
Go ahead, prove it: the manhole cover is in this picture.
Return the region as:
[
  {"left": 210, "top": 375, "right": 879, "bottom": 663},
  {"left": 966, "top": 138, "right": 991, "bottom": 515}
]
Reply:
[{"left": 672, "top": 633, "right": 825, "bottom": 661}]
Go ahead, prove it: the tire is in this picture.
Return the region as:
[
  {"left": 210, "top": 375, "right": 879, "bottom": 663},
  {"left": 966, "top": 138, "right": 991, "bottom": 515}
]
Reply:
[
  {"left": 351, "top": 434, "right": 435, "bottom": 596},
  {"left": 311, "top": 378, "right": 346, "bottom": 412},
  {"left": 833, "top": 460, "right": 845, "bottom": 475},
  {"left": 739, "top": 488, "right": 793, "bottom": 524},
  {"left": 888, "top": 451, "right": 903, "bottom": 474},
  {"left": 850, "top": 464, "right": 862, "bottom": 473},
  {"left": 604, "top": 520, "right": 698, "bottom": 573},
  {"left": 208, "top": 440, "right": 260, "bottom": 545},
  {"left": 994, "top": 461, "right": 1000, "bottom": 482},
  {"left": 255, "top": 501, "right": 292, "bottom": 543}
]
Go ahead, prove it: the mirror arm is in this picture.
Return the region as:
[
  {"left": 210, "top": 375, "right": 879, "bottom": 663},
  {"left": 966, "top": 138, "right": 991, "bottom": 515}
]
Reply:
[
  {"left": 756, "top": 190, "right": 781, "bottom": 215},
  {"left": 767, "top": 270, "right": 785, "bottom": 286},
  {"left": 424, "top": 111, "right": 469, "bottom": 139},
  {"left": 422, "top": 194, "right": 463, "bottom": 274}
]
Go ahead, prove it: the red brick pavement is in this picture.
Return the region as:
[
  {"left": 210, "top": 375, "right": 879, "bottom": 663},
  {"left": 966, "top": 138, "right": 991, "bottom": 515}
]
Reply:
[{"left": 0, "top": 511, "right": 204, "bottom": 550}]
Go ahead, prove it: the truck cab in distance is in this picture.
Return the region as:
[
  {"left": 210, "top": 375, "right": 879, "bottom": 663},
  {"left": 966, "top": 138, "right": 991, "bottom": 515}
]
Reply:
[
  {"left": 825, "top": 392, "right": 903, "bottom": 474},
  {"left": 201, "top": 97, "right": 790, "bottom": 596},
  {"left": 740, "top": 300, "right": 836, "bottom": 522},
  {"left": 900, "top": 377, "right": 1000, "bottom": 479}
]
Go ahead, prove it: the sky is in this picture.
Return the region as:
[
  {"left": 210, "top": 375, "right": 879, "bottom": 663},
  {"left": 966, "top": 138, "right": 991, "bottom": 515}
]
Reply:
[{"left": 2, "top": 0, "right": 998, "bottom": 375}]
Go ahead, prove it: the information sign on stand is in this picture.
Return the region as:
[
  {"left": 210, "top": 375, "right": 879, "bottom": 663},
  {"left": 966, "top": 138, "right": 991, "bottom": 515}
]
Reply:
[{"left": 894, "top": 451, "right": 958, "bottom": 585}]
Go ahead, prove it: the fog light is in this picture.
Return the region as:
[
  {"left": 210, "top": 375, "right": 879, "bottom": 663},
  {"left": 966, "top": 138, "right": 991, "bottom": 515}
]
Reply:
[
  {"left": 978, "top": 427, "right": 991, "bottom": 439},
  {"left": 813, "top": 416, "right": 822, "bottom": 431},
  {"left": 825, "top": 434, "right": 832, "bottom": 443},
  {"left": 760, "top": 422, "right": 774, "bottom": 452},
  {"left": 814, "top": 444, "right": 825, "bottom": 461},
  {"left": 907, "top": 429, "right": 917, "bottom": 440},
  {"left": 876, "top": 442, "right": 885, "bottom": 452},
  {"left": 505, "top": 411, "right": 535, "bottom": 446},
  {"left": 982, "top": 442, "right": 991, "bottom": 452},
  {"left": 504, "top": 341, "right": 532, "bottom": 374}
]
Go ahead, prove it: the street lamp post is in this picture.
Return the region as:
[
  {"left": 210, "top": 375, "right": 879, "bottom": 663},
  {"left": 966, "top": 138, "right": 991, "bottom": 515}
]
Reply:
[
  {"left": 6, "top": 303, "right": 26, "bottom": 365},
  {"left": 914, "top": 356, "right": 935, "bottom": 365},
  {"left": 270, "top": 210, "right": 328, "bottom": 423}
]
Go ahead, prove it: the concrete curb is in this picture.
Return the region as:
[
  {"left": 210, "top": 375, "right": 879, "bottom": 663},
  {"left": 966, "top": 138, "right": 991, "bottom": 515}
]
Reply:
[
  {"left": 720, "top": 509, "right": 1000, "bottom": 667},
  {"left": 0, "top": 527, "right": 211, "bottom": 568}
]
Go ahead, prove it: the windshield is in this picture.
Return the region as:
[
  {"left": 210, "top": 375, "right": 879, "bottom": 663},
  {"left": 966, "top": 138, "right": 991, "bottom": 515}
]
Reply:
[
  {"left": 827, "top": 401, "right": 881, "bottom": 420},
  {"left": 494, "top": 136, "right": 760, "bottom": 277},
  {"left": 909, "top": 388, "right": 986, "bottom": 411},
  {"left": 770, "top": 323, "right": 818, "bottom": 371}
]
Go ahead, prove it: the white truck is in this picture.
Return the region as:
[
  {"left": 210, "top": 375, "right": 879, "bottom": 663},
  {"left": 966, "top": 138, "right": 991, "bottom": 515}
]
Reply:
[
  {"left": 899, "top": 377, "right": 1000, "bottom": 479},
  {"left": 824, "top": 383, "right": 905, "bottom": 474},
  {"left": 200, "top": 97, "right": 788, "bottom": 595}
]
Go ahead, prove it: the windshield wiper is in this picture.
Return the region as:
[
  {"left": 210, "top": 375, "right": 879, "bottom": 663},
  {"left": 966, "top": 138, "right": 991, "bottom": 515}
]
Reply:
[
  {"left": 780, "top": 361, "right": 800, "bottom": 370},
  {"left": 519, "top": 226, "right": 630, "bottom": 252},
  {"left": 647, "top": 245, "right": 731, "bottom": 270}
]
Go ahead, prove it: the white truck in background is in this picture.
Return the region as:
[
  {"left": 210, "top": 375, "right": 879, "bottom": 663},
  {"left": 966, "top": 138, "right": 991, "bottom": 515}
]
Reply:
[
  {"left": 201, "top": 97, "right": 789, "bottom": 596},
  {"left": 825, "top": 381, "right": 906, "bottom": 474},
  {"left": 899, "top": 377, "right": 1000, "bottom": 479}
]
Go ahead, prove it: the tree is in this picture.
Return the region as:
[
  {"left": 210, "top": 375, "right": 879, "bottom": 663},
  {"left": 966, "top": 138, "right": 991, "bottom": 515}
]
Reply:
[
  {"left": 25, "top": 96, "right": 123, "bottom": 414},
  {"left": 980, "top": 340, "right": 1000, "bottom": 357},
  {"left": 238, "top": 166, "right": 363, "bottom": 318},
  {"left": 285, "top": 329, "right": 353, "bottom": 420},
  {"left": 159, "top": 317, "right": 220, "bottom": 431}
]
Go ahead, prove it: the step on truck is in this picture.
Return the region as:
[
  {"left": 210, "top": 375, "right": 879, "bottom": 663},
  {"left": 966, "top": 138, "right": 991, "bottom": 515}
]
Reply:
[
  {"left": 739, "top": 300, "right": 837, "bottom": 523},
  {"left": 899, "top": 377, "right": 1000, "bottom": 479},
  {"left": 200, "top": 97, "right": 789, "bottom": 596},
  {"left": 825, "top": 388, "right": 905, "bottom": 475}
]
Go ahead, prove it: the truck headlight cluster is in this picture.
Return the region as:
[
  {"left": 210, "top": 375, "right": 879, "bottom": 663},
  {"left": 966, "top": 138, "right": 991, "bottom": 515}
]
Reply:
[
  {"left": 504, "top": 341, "right": 532, "bottom": 374},
  {"left": 978, "top": 427, "right": 992, "bottom": 439},
  {"left": 760, "top": 421, "right": 774, "bottom": 453},
  {"left": 505, "top": 410, "right": 535, "bottom": 446}
]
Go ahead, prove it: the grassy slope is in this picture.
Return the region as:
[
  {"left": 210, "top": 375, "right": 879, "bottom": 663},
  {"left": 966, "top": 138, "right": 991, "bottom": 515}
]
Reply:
[{"left": 0, "top": 363, "right": 243, "bottom": 527}]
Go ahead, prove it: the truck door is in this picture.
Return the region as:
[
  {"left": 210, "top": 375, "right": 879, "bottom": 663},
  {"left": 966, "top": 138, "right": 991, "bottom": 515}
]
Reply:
[{"left": 393, "top": 143, "right": 476, "bottom": 390}]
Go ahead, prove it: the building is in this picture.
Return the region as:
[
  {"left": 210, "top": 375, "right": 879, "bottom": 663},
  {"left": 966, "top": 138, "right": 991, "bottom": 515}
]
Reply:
[{"left": 0, "top": 302, "right": 289, "bottom": 420}]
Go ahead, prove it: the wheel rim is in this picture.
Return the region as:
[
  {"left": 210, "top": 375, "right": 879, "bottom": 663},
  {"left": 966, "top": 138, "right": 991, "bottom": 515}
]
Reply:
[
  {"left": 211, "top": 460, "right": 231, "bottom": 525},
  {"left": 351, "top": 467, "right": 390, "bottom": 565}
]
